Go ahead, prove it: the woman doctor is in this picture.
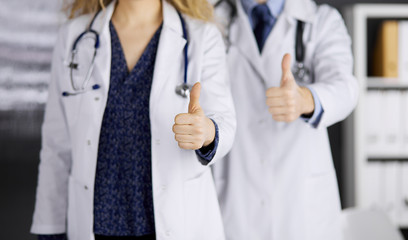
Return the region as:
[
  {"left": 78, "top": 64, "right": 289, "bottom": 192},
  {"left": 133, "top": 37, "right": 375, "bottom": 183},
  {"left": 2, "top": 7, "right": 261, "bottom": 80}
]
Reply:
[
  {"left": 31, "top": 0, "right": 235, "bottom": 239},
  {"left": 212, "top": 0, "right": 358, "bottom": 239}
]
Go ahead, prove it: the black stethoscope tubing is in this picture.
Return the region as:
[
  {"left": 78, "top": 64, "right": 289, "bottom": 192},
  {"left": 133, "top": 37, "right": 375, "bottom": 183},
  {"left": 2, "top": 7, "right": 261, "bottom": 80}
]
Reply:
[{"left": 295, "top": 20, "right": 305, "bottom": 64}]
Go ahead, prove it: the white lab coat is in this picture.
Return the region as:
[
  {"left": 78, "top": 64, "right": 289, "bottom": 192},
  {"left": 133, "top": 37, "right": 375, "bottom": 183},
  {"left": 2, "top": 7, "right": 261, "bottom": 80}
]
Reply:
[
  {"left": 31, "top": 1, "right": 236, "bottom": 240},
  {"left": 212, "top": 0, "right": 358, "bottom": 239}
]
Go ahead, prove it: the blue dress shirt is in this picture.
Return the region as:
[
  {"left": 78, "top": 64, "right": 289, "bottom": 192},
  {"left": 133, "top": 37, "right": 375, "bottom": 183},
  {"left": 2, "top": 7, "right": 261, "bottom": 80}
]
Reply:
[
  {"left": 241, "top": 0, "right": 324, "bottom": 127},
  {"left": 241, "top": 0, "right": 285, "bottom": 28}
]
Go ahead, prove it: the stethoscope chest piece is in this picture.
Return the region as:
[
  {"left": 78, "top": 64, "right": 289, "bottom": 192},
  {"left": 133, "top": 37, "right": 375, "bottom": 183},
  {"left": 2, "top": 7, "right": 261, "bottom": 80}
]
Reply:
[
  {"left": 175, "top": 83, "right": 192, "bottom": 98},
  {"left": 293, "top": 62, "right": 311, "bottom": 84}
]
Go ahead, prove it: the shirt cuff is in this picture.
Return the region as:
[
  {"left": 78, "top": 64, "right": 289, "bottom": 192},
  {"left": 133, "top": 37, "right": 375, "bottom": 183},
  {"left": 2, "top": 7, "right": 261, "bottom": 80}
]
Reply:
[
  {"left": 300, "top": 86, "right": 324, "bottom": 128},
  {"left": 38, "top": 234, "right": 67, "bottom": 240},
  {"left": 195, "top": 119, "right": 219, "bottom": 164}
]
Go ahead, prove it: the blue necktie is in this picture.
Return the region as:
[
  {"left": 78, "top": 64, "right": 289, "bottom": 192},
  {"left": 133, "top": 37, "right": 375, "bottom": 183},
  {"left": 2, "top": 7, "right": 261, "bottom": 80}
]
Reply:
[{"left": 252, "top": 4, "right": 274, "bottom": 52}]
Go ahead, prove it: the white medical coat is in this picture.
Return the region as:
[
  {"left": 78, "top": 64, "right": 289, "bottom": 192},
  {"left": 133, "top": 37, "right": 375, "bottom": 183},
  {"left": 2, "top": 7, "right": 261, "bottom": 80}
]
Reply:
[
  {"left": 212, "top": 0, "right": 358, "bottom": 239},
  {"left": 31, "top": 1, "right": 236, "bottom": 240}
]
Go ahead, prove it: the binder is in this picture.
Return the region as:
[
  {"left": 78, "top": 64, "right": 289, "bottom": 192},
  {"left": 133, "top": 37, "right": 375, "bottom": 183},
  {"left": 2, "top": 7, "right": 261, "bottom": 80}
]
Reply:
[
  {"left": 373, "top": 21, "right": 399, "bottom": 78},
  {"left": 365, "top": 91, "right": 382, "bottom": 156},
  {"left": 402, "top": 91, "right": 408, "bottom": 155},
  {"left": 399, "top": 21, "right": 408, "bottom": 83},
  {"left": 383, "top": 162, "right": 399, "bottom": 225},
  {"left": 380, "top": 91, "right": 402, "bottom": 156},
  {"left": 364, "top": 162, "right": 383, "bottom": 209}
]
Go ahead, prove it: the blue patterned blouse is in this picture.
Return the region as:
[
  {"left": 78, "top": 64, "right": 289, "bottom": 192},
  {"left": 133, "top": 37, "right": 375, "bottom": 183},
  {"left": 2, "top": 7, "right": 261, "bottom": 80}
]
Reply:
[{"left": 92, "top": 21, "right": 162, "bottom": 236}]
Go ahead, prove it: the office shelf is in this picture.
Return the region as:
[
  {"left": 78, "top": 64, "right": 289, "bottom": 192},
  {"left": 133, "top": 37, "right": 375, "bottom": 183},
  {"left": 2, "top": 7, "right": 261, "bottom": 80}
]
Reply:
[
  {"left": 343, "top": 4, "right": 408, "bottom": 227},
  {"left": 367, "top": 77, "right": 408, "bottom": 90}
]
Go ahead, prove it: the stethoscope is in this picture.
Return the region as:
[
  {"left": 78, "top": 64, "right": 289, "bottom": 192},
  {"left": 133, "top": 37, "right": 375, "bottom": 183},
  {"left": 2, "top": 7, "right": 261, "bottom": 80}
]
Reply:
[
  {"left": 292, "top": 20, "right": 311, "bottom": 84},
  {"left": 214, "top": 0, "right": 311, "bottom": 83},
  {"left": 63, "top": 10, "right": 191, "bottom": 98}
]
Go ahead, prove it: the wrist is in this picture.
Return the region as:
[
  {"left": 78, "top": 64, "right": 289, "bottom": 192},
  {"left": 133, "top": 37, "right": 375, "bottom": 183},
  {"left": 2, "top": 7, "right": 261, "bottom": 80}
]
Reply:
[
  {"left": 203, "top": 117, "right": 216, "bottom": 147},
  {"left": 299, "top": 87, "right": 315, "bottom": 116}
]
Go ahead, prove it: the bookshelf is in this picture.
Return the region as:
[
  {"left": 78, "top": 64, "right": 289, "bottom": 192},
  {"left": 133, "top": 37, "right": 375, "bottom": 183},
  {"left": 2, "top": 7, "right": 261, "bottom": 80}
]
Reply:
[{"left": 343, "top": 4, "right": 408, "bottom": 228}]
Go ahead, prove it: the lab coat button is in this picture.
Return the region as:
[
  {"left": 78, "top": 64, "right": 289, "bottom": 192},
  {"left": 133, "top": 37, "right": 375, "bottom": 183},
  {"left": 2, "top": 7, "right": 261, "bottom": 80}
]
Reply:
[
  {"left": 87, "top": 140, "right": 91, "bottom": 146},
  {"left": 156, "top": 139, "right": 160, "bottom": 145},
  {"left": 84, "top": 185, "right": 88, "bottom": 190},
  {"left": 165, "top": 230, "right": 171, "bottom": 237},
  {"left": 161, "top": 185, "right": 167, "bottom": 191},
  {"left": 95, "top": 97, "right": 100, "bottom": 101}
]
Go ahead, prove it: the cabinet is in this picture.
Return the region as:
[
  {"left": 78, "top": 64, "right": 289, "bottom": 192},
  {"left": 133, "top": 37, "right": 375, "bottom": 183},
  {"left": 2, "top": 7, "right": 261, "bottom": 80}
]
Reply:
[{"left": 343, "top": 4, "right": 408, "bottom": 227}]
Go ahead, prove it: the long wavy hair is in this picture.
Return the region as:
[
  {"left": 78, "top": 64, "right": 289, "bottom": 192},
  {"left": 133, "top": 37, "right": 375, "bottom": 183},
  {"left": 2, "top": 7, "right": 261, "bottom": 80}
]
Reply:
[{"left": 65, "top": 0, "right": 213, "bottom": 21}]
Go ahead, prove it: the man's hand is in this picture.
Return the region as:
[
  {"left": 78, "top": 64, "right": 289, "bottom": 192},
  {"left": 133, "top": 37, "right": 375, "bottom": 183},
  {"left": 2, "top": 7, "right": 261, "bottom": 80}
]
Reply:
[
  {"left": 173, "top": 82, "right": 216, "bottom": 150},
  {"left": 265, "top": 53, "right": 315, "bottom": 122}
]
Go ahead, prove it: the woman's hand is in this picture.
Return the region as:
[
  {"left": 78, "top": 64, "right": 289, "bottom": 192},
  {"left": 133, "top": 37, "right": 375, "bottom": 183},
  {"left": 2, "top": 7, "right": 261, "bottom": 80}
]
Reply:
[{"left": 172, "top": 83, "right": 216, "bottom": 150}]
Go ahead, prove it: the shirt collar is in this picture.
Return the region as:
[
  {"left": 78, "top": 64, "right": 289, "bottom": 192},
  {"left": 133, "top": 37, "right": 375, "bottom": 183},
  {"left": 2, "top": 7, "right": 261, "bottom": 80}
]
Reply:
[{"left": 241, "top": 0, "right": 285, "bottom": 18}]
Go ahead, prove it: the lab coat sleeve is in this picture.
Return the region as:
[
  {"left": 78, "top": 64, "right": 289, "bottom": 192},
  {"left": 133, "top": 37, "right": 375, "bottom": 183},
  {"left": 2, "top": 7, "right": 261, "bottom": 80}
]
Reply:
[
  {"left": 31, "top": 25, "right": 71, "bottom": 234},
  {"left": 198, "top": 24, "right": 236, "bottom": 166},
  {"left": 307, "top": 5, "right": 359, "bottom": 129}
]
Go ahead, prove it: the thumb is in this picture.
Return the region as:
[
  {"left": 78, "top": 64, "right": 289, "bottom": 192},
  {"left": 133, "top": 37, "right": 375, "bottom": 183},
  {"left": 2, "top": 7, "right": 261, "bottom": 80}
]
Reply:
[
  {"left": 280, "top": 53, "right": 296, "bottom": 88},
  {"left": 188, "top": 82, "right": 202, "bottom": 114}
]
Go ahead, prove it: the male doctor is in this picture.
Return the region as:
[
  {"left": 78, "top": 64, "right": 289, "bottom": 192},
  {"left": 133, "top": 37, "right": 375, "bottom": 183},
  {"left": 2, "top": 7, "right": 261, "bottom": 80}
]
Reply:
[{"left": 212, "top": 0, "right": 359, "bottom": 239}]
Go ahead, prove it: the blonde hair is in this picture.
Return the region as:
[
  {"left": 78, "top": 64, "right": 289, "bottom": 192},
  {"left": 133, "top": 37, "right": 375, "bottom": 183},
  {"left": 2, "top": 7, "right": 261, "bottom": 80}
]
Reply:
[{"left": 65, "top": 0, "right": 213, "bottom": 22}]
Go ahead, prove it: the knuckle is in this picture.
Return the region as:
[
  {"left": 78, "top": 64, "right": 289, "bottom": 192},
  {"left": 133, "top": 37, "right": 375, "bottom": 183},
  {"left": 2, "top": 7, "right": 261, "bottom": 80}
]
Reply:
[
  {"left": 287, "top": 99, "right": 295, "bottom": 107},
  {"left": 195, "top": 127, "right": 204, "bottom": 135},
  {"left": 174, "top": 114, "right": 181, "bottom": 123},
  {"left": 193, "top": 115, "right": 201, "bottom": 122},
  {"left": 286, "top": 115, "right": 295, "bottom": 122}
]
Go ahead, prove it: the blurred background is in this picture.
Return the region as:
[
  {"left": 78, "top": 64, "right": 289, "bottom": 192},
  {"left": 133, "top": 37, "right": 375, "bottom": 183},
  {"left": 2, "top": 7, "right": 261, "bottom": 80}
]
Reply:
[{"left": 1, "top": 0, "right": 408, "bottom": 239}]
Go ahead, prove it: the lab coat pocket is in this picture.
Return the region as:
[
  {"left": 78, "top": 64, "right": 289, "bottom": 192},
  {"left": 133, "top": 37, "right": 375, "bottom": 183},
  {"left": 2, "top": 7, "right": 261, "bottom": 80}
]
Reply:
[
  {"left": 304, "top": 173, "right": 342, "bottom": 239},
  {"left": 67, "top": 176, "right": 79, "bottom": 240},
  {"left": 183, "top": 175, "right": 204, "bottom": 238},
  {"left": 67, "top": 176, "right": 92, "bottom": 240},
  {"left": 183, "top": 170, "right": 224, "bottom": 240},
  {"left": 61, "top": 92, "right": 83, "bottom": 128}
]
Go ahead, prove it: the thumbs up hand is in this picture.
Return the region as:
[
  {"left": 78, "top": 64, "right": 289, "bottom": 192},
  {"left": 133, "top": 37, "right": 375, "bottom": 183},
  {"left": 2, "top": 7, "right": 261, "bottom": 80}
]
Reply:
[
  {"left": 265, "top": 54, "right": 315, "bottom": 122},
  {"left": 173, "top": 82, "right": 216, "bottom": 150}
]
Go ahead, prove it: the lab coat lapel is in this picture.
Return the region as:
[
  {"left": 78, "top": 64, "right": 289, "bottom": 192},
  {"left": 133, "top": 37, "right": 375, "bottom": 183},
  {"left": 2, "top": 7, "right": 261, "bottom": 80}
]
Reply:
[
  {"left": 92, "top": 1, "right": 116, "bottom": 99},
  {"left": 262, "top": 0, "right": 317, "bottom": 55},
  {"left": 150, "top": 0, "right": 187, "bottom": 115},
  {"left": 261, "top": 0, "right": 317, "bottom": 86},
  {"left": 284, "top": 0, "right": 316, "bottom": 23},
  {"left": 261, "top": 13, "right": 293, "bottom": 60},
  {"left": 230, "top": 0, "right": 266, "bottom": 81}
]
